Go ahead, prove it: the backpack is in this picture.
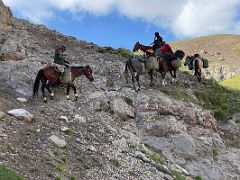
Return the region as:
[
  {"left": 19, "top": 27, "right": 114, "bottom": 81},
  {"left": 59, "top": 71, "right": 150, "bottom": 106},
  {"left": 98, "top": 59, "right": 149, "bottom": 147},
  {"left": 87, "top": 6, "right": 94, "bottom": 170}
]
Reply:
[
  {"left": 202, "top": 58, "right": 209, "bottom": 68},
  {"left": 170, "top": 58, "right": 181, "bottom": 70},
  {"left": 161, "top": 44, "right": 171, "bottom": 53}
]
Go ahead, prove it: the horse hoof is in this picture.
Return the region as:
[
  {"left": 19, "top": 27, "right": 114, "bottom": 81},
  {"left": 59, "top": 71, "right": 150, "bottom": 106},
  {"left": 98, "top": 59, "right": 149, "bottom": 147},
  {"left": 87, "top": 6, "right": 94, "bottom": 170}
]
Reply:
[
  {"left": 75, "top": 97, "right": 78, "bottom": 101},
  {"left": 66, "top": 95, "right": 70, "bottom": 100}
]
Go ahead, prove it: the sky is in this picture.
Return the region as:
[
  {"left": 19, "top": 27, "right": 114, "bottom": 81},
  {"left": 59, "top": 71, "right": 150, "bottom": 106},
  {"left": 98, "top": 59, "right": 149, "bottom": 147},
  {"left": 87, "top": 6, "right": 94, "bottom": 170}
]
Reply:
[{"left": 2, "top": 0, "right": 240, "bottom": 50}]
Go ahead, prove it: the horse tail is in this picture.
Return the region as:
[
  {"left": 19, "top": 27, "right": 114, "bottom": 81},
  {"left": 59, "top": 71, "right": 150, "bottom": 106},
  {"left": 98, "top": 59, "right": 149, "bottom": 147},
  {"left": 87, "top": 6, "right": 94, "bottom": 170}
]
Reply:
[{"left": 33, "top": 69, "right": 44, "bottom": 97}]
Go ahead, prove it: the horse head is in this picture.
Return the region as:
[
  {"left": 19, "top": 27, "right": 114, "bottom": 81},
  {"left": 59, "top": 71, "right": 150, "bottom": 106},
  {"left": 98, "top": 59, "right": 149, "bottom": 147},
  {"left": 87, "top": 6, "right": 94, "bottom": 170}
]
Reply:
[
  {"left": 83, "top": 65, "right": 94, "bottom": 82},
  {"left": 133, "top": 41, "right": 140, "bottom": 52}
]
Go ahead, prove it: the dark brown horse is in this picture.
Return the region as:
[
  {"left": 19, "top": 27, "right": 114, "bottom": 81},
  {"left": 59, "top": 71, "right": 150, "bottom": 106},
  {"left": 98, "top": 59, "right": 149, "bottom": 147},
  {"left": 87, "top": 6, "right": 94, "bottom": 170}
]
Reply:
[
  {"left": 184, "top": 56, "right": 203, "bottom": 82},
  {"left": 33, "top": 65, "right": 94, "bottom": 102},
  {"left": 133, "top": 41, "right": 154, "bottom": 55},
  {"left": 158, "top": 50, "right": 185, "bottom": 86}
]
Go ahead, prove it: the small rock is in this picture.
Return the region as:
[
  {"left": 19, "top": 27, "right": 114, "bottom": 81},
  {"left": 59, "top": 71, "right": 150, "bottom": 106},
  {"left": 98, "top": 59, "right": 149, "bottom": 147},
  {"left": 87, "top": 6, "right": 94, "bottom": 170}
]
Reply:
[
  {"left": 61, "top": 126, "right": 70, "bottom": 132},
  {"left": 36, "top": 129, "right": 41, "bottom": 133},
  {"left": 49, "top": 135, "right": 67, "bottom": 147},
  {"left": 59, "top": 116, "right": 69, "bottom": 123},
  {"left": 16, "top": 97, "right": 27, "bottom": 102},
  {"left": 134, "top": 151, "right": 151, "bottom": 163},
  {"left": 87, "top": 145, "right": 97, "bottom": 152},
  {"left": 113, "top": 138, "right": 129, "bottom": 152},
  {"left": 0, "top": 134, "right": 7, "bottom": 137},
  {"left": 0, "top": 111, "right": 6, "bottom": 120},
  {"left": 74, "top": 115, "right": 86, "bottom": 123},
  {"left": 176, "top": 164, "right": 190, "bottom": 175},
  {"left": 7, "top": 108, "right": 33, "bottom": 121}
]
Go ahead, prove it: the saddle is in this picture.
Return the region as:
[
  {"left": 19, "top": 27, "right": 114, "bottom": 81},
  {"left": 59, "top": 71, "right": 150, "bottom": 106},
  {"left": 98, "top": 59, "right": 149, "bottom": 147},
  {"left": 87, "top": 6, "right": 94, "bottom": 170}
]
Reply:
[{"left": 51, "top": 64, "right": 72, "bottom": 83}]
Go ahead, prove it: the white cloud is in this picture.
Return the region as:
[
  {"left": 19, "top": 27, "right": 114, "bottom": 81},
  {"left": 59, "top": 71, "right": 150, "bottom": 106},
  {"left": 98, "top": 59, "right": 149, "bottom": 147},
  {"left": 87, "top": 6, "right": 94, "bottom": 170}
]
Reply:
[{"left": 2, "top": 0, "right": 240, "bottom": 38}]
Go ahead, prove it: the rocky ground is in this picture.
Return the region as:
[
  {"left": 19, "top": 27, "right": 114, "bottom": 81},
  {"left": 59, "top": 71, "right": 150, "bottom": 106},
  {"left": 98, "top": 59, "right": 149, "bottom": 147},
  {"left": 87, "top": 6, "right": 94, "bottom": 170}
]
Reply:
[{"left": 0, "top": 0, "right": 240, "bottom": 179}]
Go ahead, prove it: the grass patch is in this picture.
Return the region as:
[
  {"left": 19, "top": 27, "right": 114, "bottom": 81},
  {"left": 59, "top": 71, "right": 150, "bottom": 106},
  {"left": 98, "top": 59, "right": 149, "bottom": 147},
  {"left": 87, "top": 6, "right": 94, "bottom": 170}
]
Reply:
[
  {"left": 149, "top": 152, "right": 164, "bottom": 165},
  {"left": 128, "top": 170, "right": 138, "bottom": 177},
  {"left": 56, "top": 163, "right": 66, "bottom": 173},
  {"left": 170, "top": 170, "right": 185, "bottom": 180},
  {"left": 226, "top": 139, "right": 239, "bottom": 148},
  {"left": 195, "top": 176, "right": 203, "bottom": 180},
  {"left": 64, "top": 128, "right": 73, "bottom": 136},
  {"left": 194, "top": 79, "right": 240, "bottom": 121},
  {"left": 111, "top": 158, "right": 121, "bottom": 167},
  {"left": 160, "top": 86, "right": 195, "bottom": 103},
  {"left": 70, "top": 176, "right": 77, "bottom": 180},
  {"left": 0, "top": 165, "right": 25, "bottom": 180},
  {"left": 212, "top": 147, "right": 218, "bottom": 158},
  {"left": 220, "top": 75, "right": 240, "bottom": 91},
  {"left": 124, "top": 96, "right": 133, "bottom": 106},
  {"left": 56, "top": 176, "right": 62, "bottom": 180},
  {"left": 82, "top": 162, "right": 93, "bottom": 170}
]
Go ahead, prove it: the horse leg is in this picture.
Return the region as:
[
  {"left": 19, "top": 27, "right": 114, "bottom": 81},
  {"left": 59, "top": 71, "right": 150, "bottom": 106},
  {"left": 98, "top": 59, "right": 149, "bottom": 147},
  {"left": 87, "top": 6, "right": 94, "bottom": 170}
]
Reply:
[
  {"left": 136, "top": 74, "right": 141, "bottom": 91},
  {"left": 66, "top": 84, "right": 71, "bottom": 100},
  {"left": 46, "top": 82, "right": 54, "bottom": 100},
  {"left": 161, "top": 72, "right": 167, "bottom": 87},
  {"left": 197, "top": 69, "right": 202, "bottom": 82},
  {"left": 170, "top": 70, "right": 177, "bottom": 83},
  {"left": 148, "top": 71, "right": 154, "bottom": 87},
  {"left": 41, "top": 81, "right": 47, "bottom": 103},
  {"left": 70, "top": 84, "right": 78, "bottom": 100},
  {"left": 131, "top": 73, "right": 137, "bottom": 91}
]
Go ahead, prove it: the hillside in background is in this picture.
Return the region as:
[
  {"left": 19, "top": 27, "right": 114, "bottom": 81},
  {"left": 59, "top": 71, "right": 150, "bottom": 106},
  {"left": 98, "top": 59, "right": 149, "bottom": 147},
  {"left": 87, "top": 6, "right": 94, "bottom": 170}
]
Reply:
[
  {"left": 170, "top": 34, "right": 240, "bottom": 82},
  {"left": 0, "top": 1, "right": 240, "bottom": 180}
]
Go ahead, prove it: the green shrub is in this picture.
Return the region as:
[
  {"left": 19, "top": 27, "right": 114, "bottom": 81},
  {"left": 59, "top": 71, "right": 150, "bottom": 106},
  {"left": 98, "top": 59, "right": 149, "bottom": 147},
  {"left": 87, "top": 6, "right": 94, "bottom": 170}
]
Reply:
[
  {"left": 124, "top": 96, "right": 133, "bottom": 106},
  {"left": 118, "top": 48, "right": 131, "bottom": 58},
  {"left": 104, "top": 46, "right": 114, "bottom": 53},
  {"left": 195, "top": 176, "right": 203, "bottom": 180},
  {"left": 212, "top": 147, "right": 218, "bottom": 158},
  {"left": 111, "top": 158, "right": 121, "bottom": 167}
]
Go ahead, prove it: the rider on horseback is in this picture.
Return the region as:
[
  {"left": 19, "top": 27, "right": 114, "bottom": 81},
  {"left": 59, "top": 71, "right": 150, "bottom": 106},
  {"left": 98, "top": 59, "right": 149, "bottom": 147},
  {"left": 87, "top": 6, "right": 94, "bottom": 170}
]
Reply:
[
  {"left": 53, "top": 45, "right": 72, "bottom": 82},
  {"left": 54, "top": 45, "right": 71, "bottom": 68},
  {"left": 152, "top": 32, "right": 163, "bottom": 52}
]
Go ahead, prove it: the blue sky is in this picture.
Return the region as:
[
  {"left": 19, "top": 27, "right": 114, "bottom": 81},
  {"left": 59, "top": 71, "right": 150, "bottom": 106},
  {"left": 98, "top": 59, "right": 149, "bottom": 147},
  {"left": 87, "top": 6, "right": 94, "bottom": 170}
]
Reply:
[{"left": 3, "top": 0, "right": 240, "bottom": 50}]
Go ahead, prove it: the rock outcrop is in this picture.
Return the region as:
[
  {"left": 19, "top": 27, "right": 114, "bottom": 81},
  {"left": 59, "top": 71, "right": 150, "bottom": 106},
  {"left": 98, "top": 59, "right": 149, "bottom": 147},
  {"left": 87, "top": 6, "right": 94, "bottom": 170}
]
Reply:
[{"left": 0, "top": 0, "right": 12, "bottom": 28}]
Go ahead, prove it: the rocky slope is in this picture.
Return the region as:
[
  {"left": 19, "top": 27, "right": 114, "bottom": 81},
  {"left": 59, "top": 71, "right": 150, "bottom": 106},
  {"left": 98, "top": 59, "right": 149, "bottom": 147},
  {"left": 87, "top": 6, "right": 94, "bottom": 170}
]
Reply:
[{"left": 0, "top": 1, "right": 240, "bottom": 180}]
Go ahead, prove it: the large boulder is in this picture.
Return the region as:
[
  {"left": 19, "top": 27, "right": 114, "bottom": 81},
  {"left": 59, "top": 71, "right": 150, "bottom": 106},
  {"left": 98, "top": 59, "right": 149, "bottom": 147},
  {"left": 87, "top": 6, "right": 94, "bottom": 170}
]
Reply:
[{"left": 0, "top": 39, "right": 27, "bottom": 61}]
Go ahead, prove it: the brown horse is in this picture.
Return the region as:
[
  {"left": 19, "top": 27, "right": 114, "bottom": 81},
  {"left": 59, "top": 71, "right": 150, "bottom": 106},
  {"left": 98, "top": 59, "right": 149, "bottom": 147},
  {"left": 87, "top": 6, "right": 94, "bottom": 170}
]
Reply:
[
  {"left": 33, "top": 65, "right": 94, "bottom": 102},
  {"left": 184, "top": 56, "right": 203, "bottom": 82},
  {"left": 133, "top": 41, "right": 154, "bottom": 55},
  {"left": 158, "top": 50, "right": 185, "bottom": 86}
]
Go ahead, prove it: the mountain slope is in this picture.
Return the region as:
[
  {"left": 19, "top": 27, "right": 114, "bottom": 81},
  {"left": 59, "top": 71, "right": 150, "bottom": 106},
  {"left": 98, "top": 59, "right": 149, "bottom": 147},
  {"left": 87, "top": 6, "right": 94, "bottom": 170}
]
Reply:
[{"left": 0, "top": 1, "right": 240, "bottom": 180}]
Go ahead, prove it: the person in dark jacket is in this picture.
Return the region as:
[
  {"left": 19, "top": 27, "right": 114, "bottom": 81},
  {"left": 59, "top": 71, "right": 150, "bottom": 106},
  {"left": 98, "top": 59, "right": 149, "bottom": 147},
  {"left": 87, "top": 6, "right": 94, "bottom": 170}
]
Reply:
[
  {"left": 54, "top": 45, "right": 71, "bottom": 68},
  {"left": 152, "top": 32, "right": 164, "bottom": 52}
]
